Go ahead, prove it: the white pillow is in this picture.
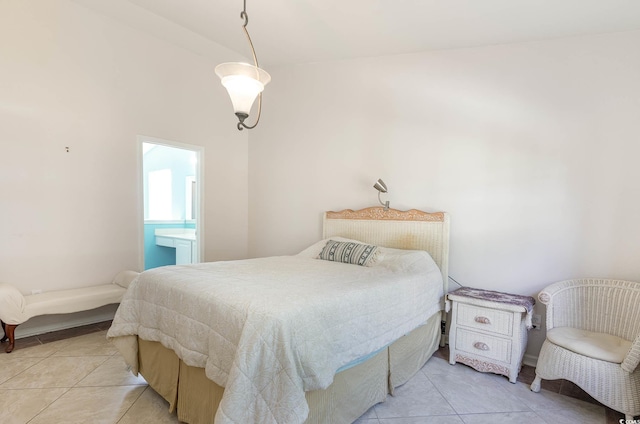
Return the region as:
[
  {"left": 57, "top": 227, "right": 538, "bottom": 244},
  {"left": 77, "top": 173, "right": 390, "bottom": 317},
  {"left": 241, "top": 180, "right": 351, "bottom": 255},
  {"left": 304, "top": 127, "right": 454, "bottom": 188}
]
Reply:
[{"left": 297, "top": 238, "right": 439, "bottom": 275}]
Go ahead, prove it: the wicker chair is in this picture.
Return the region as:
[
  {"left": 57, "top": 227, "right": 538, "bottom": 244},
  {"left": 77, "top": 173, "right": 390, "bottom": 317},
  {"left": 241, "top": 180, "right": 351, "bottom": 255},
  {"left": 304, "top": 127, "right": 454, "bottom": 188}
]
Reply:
[{"left": 530, "top": 278, "right": 640, "bottom": 420}]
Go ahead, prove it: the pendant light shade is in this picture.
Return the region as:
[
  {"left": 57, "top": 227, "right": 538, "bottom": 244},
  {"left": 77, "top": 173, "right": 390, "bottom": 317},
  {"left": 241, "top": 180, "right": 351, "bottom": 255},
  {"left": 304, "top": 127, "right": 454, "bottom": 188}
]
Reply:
[
  {"left": 215, "top": 62, "right": 271, "bottom": 119},
  {"left": 216, "top": 0, "right": 270, "bottom": 131}
]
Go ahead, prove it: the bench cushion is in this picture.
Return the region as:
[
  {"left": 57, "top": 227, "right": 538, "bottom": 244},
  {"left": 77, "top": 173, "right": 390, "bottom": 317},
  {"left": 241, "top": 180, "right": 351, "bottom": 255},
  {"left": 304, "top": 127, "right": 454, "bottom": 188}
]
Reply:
[
  {"left": 0, "top": 271, "right": 137, "bottom": 327},
  {"left": 25, "top": 284, "right": 127, "bottom": 320}
]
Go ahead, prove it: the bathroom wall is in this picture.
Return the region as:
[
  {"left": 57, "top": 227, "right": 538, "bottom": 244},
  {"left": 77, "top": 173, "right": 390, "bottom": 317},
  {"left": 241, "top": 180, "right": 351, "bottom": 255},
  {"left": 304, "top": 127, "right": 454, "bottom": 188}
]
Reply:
[{"left": 143, "top": 143, "right": 197, "bottom": 269}]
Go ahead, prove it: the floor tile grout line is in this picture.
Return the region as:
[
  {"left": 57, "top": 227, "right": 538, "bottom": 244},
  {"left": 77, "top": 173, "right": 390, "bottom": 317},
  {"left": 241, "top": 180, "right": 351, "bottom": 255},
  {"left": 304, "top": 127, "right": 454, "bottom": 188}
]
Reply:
[
  {"left": 75, "top": 382, "right": 149, "bottom": 388},
  {"left": 421, "top": 362, "right": 535, "bottom": 416},
  {"left": 17, "top": 344, "right": 125, "bottom": 424},
  {"left": 2, "top": 353, "right": 111, "bottom": 391},
  {"left": 485, "top": 377, "right": 538, "bottom": 414},
  {"left": 420, "top": 359, "right": 595, "bottom": 418},
  {"left": 428, "top": 353, "right": 623, "bottom": 420},
  {"left": 8, "top": 326, "right": 619, "bottom": 423},
  {"left": 420, "top": 366, "right": 461, "bottom": 418},
  {"left": 532, "top": 410, "right": 551, "bottom": 424},
  {"left": 24, "top": 386, "right": 73, "bottom": 424},
  {"left": 115, "top": 385, "right": 151, "bottom": 424},
  {"left": 71, "top": 355, "right": 114, "bottom": 389},
  {"left": 0, "top": 355, "right": 49, "bottom": 388}
]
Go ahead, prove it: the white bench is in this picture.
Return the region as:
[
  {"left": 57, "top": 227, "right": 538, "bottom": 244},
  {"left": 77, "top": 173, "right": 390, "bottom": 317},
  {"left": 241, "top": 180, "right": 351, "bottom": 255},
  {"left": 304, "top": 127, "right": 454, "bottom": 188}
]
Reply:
[{"left": 0, "top": 270, "right": 138, "bottom": 353}]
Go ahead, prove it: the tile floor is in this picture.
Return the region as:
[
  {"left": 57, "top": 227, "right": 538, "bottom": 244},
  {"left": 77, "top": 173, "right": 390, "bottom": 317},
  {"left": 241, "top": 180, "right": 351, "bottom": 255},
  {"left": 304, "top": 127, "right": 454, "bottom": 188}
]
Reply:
[{"left": 0, "top": 322, "right": 627, "bottom": 424}]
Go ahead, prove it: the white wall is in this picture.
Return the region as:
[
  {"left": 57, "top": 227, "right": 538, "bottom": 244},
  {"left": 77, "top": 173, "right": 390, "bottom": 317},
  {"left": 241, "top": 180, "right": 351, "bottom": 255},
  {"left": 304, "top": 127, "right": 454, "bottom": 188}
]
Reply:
[
  {"left": 3, "top": 0, "right": 639, "bottom": 358},
  {"left": 249, "top": 30, "right": 640, "bottom": 359},
  {"left": 0, "top": 0, "right": 250, "bottom": 334}
]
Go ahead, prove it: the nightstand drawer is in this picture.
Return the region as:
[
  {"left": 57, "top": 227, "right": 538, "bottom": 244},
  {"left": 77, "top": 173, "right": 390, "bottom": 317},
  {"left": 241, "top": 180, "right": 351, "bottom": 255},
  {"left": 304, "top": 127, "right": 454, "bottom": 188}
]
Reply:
[
  {"left": 456, "top": 303, "right": 513, "bottom": 336},
  {"left": 455, "top": 328, "right": 512, "bottom": 363}
]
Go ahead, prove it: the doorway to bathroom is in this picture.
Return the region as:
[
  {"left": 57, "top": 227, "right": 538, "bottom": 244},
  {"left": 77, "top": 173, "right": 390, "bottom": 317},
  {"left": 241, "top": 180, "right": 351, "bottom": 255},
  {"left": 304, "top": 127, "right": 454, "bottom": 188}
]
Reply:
[{"left": 140, "top": 136, "right": 203, "bottom": 270}]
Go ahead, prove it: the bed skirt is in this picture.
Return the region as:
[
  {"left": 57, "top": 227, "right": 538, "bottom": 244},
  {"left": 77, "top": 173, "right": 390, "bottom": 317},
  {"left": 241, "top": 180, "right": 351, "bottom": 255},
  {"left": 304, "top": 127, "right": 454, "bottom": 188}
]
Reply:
[{"left": 136, "top": 311, "right": 442, "bottom": 424}]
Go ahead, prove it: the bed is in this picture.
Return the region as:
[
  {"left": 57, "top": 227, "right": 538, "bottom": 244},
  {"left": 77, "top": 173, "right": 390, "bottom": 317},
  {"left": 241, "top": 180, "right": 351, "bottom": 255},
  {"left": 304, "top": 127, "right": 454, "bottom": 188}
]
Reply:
[{"left": 107, "top": 206, "right": 450, "bottom": 424}]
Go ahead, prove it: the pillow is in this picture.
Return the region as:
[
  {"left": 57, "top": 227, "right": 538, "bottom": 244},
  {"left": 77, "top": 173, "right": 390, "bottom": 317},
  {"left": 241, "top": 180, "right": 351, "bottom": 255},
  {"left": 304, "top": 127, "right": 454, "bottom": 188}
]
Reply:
[
  {"left": 318, "top": 240, "right": 379, "bottom": 266},
  {"left": 112, "top": 270, "right": 140, "bottom": 289},
  {"left": 297, "top": 236, "right": 367, "bottom": 258},
  {"left": 374, "top": 246, "right": 439, "bottom": 273}
]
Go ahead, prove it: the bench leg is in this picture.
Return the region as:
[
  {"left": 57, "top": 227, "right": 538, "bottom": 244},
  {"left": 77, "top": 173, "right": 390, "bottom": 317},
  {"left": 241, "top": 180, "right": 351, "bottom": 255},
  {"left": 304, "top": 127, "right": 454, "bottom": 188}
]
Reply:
[
  {"left": 3, "top": 323, "right": 17, "bottom": 353},
  {"left": 0, "top": 320, "right": 6, "bottom": 343}
]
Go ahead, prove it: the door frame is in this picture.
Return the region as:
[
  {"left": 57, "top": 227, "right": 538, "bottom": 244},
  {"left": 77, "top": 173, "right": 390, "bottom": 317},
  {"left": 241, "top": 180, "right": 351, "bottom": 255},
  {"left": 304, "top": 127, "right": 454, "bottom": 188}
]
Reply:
[{"left": 138, "top": 135, "right": 204, "bottom": 270}]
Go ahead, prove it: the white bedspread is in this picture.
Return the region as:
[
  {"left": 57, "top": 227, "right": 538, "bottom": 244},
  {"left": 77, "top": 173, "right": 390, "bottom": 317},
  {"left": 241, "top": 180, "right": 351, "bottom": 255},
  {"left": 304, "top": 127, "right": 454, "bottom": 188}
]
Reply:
[{"left": 107, "top": 248, "right": 443, "bottom": 424}]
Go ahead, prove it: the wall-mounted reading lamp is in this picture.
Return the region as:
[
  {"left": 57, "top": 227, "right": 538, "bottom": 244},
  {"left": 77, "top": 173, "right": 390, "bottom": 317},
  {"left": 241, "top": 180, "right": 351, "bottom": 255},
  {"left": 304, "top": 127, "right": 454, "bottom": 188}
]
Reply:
[{"left": 373, "top": 179, "right": 390, "bottom": 211}]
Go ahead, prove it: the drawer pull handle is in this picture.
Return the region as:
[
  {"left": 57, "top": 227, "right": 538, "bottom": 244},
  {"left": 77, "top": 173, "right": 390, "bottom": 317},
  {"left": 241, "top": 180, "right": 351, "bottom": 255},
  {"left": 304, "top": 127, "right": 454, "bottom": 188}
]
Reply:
[
  {"left": 474, "top": 316, "right": 491, "bottom": 324},
  {"left": 473, "top": 342, "right": 490, "bottom": 351}
]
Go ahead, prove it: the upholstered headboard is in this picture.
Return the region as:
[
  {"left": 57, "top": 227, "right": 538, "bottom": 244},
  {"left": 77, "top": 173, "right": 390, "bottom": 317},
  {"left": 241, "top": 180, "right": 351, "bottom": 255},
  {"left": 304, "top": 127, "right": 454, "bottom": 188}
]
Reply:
[{"left": 323, "top": 207, "right": 450, "bottom": 294}]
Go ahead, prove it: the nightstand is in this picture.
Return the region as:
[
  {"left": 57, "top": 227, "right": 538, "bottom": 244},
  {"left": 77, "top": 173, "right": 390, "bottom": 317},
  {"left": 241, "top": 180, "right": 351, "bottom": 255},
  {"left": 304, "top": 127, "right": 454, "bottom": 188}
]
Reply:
[{"left": 447, "top": 287, "right": 535, "bottom": 383}]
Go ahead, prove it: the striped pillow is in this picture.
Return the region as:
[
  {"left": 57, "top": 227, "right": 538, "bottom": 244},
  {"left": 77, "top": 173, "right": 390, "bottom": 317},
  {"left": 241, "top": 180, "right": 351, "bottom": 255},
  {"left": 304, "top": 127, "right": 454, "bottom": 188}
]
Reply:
[{"left": 318, "top": 240, "right": 379, "bottom": 266}]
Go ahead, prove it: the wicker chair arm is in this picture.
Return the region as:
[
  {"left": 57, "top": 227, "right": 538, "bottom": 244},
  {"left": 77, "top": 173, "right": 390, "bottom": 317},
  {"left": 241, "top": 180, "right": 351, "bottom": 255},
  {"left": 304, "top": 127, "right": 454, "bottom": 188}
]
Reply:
[
  {"left": 537, "top": 280, "right": 574, "bottom": 331},
  {"left": 537, "top": 280, "right": 572, "bottom": 306},
  {"left": 622, "top": 332, "right": 640, "bottom": 373},
  {"left": 538, "top": 278, "right": 640, "bottom": 335}
]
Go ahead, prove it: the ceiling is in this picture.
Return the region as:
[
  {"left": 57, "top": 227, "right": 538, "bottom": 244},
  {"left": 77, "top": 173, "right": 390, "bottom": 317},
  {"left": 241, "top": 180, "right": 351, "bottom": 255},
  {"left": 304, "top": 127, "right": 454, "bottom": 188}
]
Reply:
[{"left": 74, "top": 0, "right": 640, "bottom": 66}]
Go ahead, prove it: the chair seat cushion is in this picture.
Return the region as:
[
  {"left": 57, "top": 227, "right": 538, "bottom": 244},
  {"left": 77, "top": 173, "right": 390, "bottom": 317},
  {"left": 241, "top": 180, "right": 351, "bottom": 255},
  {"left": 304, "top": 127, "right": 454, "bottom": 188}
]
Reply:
[{"left": 547, "top": 327, "right": 631, "bottom": 363}]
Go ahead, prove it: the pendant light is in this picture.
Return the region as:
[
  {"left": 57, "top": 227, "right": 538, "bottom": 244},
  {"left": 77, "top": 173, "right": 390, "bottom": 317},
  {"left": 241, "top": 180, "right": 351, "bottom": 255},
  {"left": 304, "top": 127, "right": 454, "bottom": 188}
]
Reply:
[{"left": 215, "top": 0, "right": 271, "bottom": 131}]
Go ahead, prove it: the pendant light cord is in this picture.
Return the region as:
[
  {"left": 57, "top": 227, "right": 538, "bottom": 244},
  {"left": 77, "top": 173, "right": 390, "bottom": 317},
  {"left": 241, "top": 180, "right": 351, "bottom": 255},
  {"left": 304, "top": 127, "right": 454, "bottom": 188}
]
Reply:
[
  {"left": 238, "top": 0, "right": 262, "bottom": 130},
  {"left": 241, "top": 0, "right": 258, "bottom": 68}
]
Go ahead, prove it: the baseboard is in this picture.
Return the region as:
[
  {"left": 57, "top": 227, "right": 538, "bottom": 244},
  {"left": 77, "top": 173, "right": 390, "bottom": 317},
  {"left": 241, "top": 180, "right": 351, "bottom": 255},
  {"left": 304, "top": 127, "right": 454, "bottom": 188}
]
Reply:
[
  {"left": 523, "top": 353, "right": 538, "bottom": 367},
  {"left": 13, "top": 304, "right": 118, "bottom": 339}
]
